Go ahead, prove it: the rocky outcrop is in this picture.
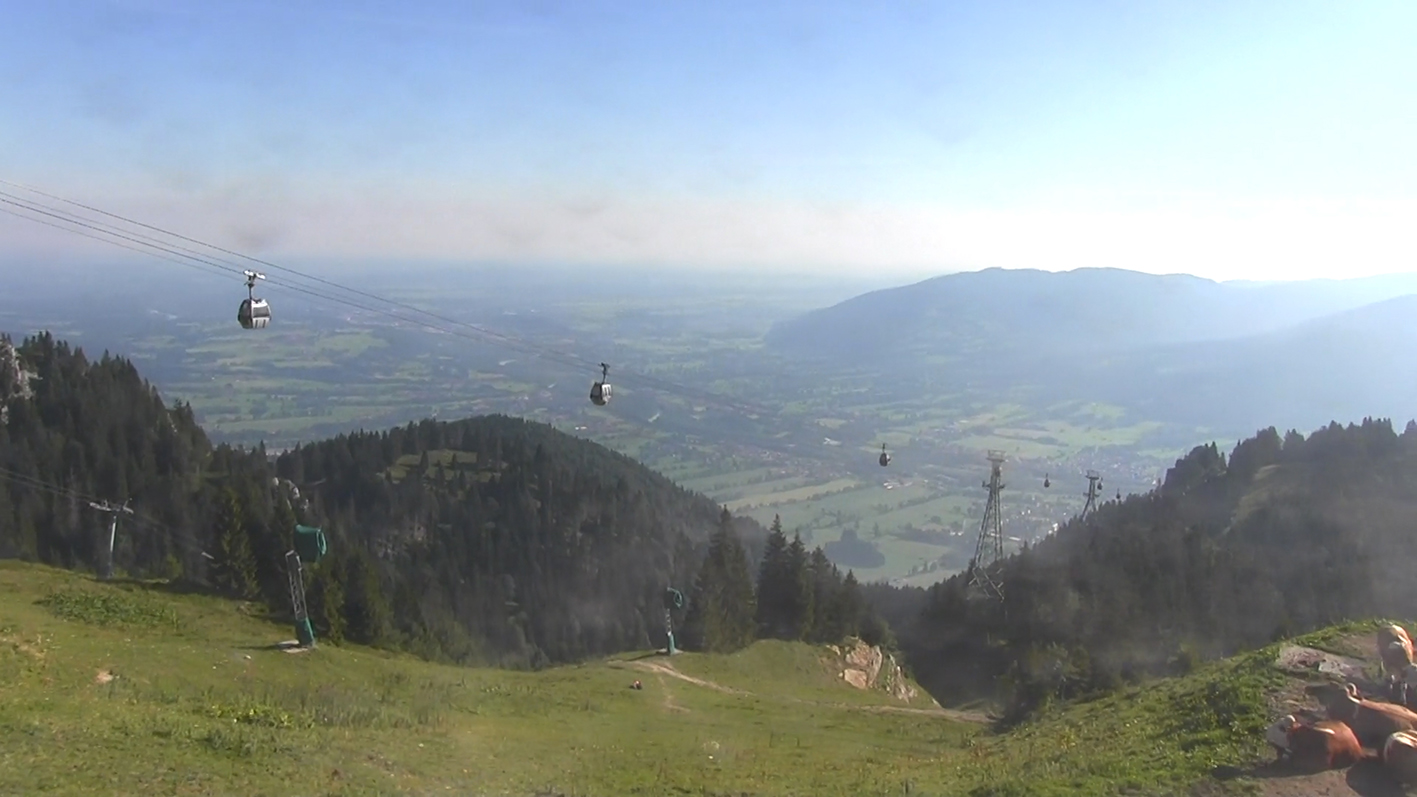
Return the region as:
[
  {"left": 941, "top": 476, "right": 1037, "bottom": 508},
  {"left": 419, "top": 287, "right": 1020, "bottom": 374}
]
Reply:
[
  {"left": 826, "top": 637, "right": 929, "bottom": 705},
  {"left": 0, "top": 338, "right": 35, "bottom": 425}
]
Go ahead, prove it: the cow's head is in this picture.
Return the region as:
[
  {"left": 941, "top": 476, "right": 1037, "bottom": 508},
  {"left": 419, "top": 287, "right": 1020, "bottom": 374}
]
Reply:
[
  {"left": 1266, "top": 714, "right": 1298, "bottom": 749},
  {"left": 1305, "top": 682, "right": 1360, "bottom": 719}
]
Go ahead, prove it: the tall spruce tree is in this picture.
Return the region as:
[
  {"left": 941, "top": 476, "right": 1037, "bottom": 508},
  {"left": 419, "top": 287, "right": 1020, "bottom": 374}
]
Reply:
[
  {"left": 786, "top": 531, "right": 814, "bottom": 640},
  {"left": 684, "top": 508, "right": 757, "bottom": 653},
  {"left": 754, "top": 515, "right": 791, "bottom": 638},
  {"left": 834, "top": 570, "right": 864, "bottom": 640},
  {"left": 806, "top": 548, "right": 840, "bottom": 643},
  {"left": 255, "top": 491, "right": 299, "bottom": 609},
  {"left": 307, "top": 555, "right": 348, "bottom": 644},
  {"left": 342, "top": 548, "right": 392, "bottom": 645},
  {"left": 211, "top": 487, "right": 258, "bottom": 599}
]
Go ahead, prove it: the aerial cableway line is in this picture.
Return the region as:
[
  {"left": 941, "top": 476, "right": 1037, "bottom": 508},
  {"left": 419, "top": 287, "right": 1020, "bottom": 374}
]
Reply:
[
  {"left": 0, "top": 180, "right": 912, "bottom": 468},
  {"left": 0, "top": 180, "right": 785, "bottom": 421}
]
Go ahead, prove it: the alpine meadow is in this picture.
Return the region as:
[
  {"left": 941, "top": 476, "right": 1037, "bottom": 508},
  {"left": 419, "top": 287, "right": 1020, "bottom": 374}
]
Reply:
[{"left": 6, "top": 2, "right": 1417, "bottom": 794}]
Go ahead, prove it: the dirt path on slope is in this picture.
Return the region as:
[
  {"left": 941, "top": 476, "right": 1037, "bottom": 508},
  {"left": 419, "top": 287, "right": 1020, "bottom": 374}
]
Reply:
[
  {"left": 1199, "top": 760, "right": 1406, "bottom": 797},
  {"left": 614, "top": 658, "right": 991, "bottom": 724},
  {"left": 649, "top": 670, "right": 689, "bottom": 713}
]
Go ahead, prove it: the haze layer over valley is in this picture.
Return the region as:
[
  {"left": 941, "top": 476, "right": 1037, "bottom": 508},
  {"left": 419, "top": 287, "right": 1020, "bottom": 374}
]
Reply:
[{"left": 4, "top": 260, "right": 1413, "bottom": 588}]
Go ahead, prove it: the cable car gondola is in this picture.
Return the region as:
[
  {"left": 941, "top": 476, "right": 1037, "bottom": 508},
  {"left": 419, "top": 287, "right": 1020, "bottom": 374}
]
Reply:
[
  {"left": 1043, "top": 473, "right": 1050, "bottom": 488},
  {"left": 878, "top": 443, "right": 891, "bottom": 467},
  {"left": 237, "top": 270, "right": 270, "bottom": 330},
  {"left": 589, "top": 362, "right": 612, "bottom": 406}
]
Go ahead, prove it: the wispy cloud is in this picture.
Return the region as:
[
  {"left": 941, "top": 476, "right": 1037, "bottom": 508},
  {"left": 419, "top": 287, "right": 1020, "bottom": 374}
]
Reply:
[{"left": 5, "top": 184, "right": 1413, "bottom": 282}]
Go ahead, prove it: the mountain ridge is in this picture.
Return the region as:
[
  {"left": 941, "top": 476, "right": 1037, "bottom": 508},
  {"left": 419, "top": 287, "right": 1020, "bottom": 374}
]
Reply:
[
  {"left": 766, "top": 266, "right": 1417, "bottom": 364},
  {"left": 764, "top": 266, "right": 1417, "bottom": 435}
]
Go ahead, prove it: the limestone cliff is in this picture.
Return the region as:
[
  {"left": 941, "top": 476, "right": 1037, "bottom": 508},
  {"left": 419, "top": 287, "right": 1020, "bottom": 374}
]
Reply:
[
  {"left": 825, "top": 637, "right": 936, "bottom": 706},
  {"left": 0, "top": 338, "right": 35, "bottom": 425}
]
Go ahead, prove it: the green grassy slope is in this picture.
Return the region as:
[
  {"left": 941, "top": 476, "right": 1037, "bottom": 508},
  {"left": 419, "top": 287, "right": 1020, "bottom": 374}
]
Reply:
[{"left": 0, "top": 560, "right": 1385, "bottom": 796}]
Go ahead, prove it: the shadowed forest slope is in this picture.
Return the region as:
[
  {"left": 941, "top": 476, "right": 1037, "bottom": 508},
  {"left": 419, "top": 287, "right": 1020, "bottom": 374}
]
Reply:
[
  {"left": 0, "top": 331, "right": 781, "bottom": 669},
  {"left": 875, "top": 417, "right": 1417, "bottom": 719}
]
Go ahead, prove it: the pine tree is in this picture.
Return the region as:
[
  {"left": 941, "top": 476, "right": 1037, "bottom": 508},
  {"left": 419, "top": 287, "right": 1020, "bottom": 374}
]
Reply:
[
  {"left": 834, "top": 570, "right": 864, "bottom": 640},
  {"left": 754, "top": 514, "right": 790, "bottom": 638},
  {"left": 308, "top": 557, "right": 348, "bottom": 644},
  {"left": 786, "top": 531, "right": 814, "bottom": 639},
  {"left": 719, "top": 513, "right": 757, "bottom": 650},
  {"left": 806, "top": 548, "right": 840, "bottom": 643},
  {"left": 343, "top": 548, "right": 392, "bottom": 645},
  {"left": 684, "top": 508, "right": 757, "bottom": 653},
  {"left": 211, "top": 487, "right": 258, "bottom": 599},
  {"left": 255, "top": 492, "right": 300, "bottom": 610}
]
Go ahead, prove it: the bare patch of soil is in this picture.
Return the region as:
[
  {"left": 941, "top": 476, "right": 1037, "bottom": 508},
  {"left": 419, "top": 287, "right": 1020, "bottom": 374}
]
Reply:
[{"left": 618, "top": 657, "right": 993, "bottom": 723}]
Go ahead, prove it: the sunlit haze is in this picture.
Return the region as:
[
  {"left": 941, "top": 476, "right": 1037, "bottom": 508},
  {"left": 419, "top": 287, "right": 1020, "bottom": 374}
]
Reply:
[{"left": 3, "top": 0, "right": 1415, "bottom": 281}]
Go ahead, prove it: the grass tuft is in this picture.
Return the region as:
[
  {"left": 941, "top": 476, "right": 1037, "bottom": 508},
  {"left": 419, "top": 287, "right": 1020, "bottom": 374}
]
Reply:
[{"left": 36, "top": 586, "right": 181, "bottom": 629}]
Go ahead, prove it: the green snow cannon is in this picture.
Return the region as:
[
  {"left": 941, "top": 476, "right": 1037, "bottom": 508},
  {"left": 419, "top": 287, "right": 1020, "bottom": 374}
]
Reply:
[
  {"left": 295, "top": 617, "right": 316, "bottom": 648},
  {"left": 294, "top": 525, "right": 327, "bottom": 564}
]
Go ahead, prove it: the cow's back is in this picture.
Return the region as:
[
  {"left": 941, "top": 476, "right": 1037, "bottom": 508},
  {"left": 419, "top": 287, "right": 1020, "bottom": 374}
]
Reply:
[
  {"left": 1353, "top": 700, "right": 1417, "bottom": 747},
  {"left": 1290, "top": 721, "right": 1364, "bottom": 770}
]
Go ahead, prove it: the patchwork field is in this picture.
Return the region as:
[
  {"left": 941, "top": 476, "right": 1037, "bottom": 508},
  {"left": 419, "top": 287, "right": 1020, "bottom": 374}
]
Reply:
[{"left": 1, "top": 277, "right": 1212, "bottom": 585}]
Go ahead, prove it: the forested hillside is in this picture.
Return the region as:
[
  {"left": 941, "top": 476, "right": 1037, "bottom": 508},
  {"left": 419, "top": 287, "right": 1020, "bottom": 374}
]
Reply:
[
  {"left": 0, "top": 332, "right": 883, "bottom": 671},
  {"left": 24, "top": 327, "right": 1417, "bottom": 725},
  {"left": 0, "top": 332, "right": 210, "bottom": 570},
  {"left": 879, "top": 416, "right": 1417, "bottom": 718}
]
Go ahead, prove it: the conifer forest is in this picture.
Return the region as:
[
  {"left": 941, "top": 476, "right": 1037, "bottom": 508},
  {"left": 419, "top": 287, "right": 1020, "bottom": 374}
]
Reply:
[{"left": 8, "top": 329, "right": 1417, "bottom": 725}]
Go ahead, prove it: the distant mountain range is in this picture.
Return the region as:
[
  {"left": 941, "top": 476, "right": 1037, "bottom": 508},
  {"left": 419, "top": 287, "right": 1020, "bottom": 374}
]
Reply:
[{"left": 766, "top": 267, "right": 1417, "bottom": 433}]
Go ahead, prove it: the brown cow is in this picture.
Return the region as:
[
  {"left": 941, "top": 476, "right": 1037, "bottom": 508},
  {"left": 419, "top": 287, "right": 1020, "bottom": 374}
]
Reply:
[
  {"left": 1383, "top": 730, "right": 1417, "bottom": 783},
  {"left": 1306, "top": 682, "right": 1417, "bottom": 748},
  {"left": 1286, "top": 720, "right": 1370, "bottom": 771}
]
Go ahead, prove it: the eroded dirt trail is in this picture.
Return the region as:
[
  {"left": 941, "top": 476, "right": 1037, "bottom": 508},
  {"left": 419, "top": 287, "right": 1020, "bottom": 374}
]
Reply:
[
  {"left": 1245, "top": 761, "right": 1406, "bottom": 797},
  {"left": 613, "top": 658, "right": 991, "bottom": 724}
]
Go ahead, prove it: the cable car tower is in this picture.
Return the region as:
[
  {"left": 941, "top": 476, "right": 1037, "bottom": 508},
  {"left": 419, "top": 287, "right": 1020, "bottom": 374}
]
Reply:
[
  {"left": 966, "top": 450, "right": 1007, "bottom": 601},
  {"left": 1081, "top": 469, "right": 1103, "bottom": 520},
  {"left": 88, "top": 499, "right": 133, "bottom": 580}
]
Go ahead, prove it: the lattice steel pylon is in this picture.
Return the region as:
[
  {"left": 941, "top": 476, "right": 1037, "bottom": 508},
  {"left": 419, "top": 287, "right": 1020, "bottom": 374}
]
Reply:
[
  {"left": 967, "top": 450, "right": 1007, "bottom": 601},
  {"left": 1081, "top": 469, "right": 1103, "bottom": 520}
]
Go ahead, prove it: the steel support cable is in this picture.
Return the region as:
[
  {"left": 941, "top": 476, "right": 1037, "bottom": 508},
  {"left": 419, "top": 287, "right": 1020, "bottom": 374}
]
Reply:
[
  {"left": 0, "top": 205, "right": 250, "bottom": 282},
  {"left": 1, "top": 190, "right": 776, "bottom": 419},
  {"left": 3, "top": 187, "right": 729, "bottom": 409},
  {"left": 2, "top": 180, "right": 708, "bottom": 398},
  {"left": 1, "top": 183, "right": 861, "bottom": 471},
  {"left": 0, "top": 204, "right": 843, "bottom": 468},
  {"left": 0, "top": 465, "right": 215, "bottom": 560},
  {"left": 0, "top": 182, "right": 775, "bottom": 416},
  {"left": 0, "top": 193, "right": 596, "bottom": 373}
]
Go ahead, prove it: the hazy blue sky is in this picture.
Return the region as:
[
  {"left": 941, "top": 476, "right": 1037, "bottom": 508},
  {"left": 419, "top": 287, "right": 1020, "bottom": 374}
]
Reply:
[{"left": 2, "top": 0, "right": 1414, "bottom": 281}]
